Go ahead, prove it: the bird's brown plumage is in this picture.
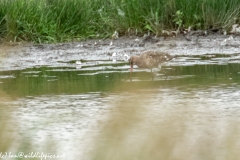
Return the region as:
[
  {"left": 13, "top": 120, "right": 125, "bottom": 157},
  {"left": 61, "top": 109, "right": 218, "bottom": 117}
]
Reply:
[{"left": 128, "top": 51, "right": 175, "bottom": 80}]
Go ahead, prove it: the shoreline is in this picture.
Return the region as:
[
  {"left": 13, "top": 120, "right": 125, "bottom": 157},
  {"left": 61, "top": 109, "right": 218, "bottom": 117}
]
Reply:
[{"left": 0, "top": 33, "right": 240, "bottom": 71}]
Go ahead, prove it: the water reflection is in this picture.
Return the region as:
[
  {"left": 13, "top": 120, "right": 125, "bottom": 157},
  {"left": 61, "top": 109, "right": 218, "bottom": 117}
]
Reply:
[
  {"left": 0, "top": 56, "right": 240, "bottom": 159},
  {"left": 0, "top": 62, "right": 240, "bottom": 96}
]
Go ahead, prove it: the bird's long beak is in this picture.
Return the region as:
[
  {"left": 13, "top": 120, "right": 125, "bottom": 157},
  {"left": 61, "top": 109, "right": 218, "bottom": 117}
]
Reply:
[
  {"left": 130, "top": 62, "right": 133, "bottom": 81},
  {"left": 130, "top": 63, "right": 133, "bottom": 73}
]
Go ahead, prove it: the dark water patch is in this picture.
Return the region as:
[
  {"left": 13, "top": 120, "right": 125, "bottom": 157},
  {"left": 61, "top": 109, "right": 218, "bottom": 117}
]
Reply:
[{"left": 0, "top": 61, "right": 240, "bottom": 97}]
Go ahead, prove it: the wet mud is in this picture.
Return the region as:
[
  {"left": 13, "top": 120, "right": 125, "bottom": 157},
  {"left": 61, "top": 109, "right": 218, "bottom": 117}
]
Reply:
[{"left": 1, "top": 33, "right": 240, "bottom": 71}]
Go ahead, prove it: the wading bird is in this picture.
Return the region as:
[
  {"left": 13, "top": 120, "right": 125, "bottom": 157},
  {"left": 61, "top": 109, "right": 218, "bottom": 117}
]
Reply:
[{"left": 128, "top": 51, "right": 175, "bottom": 81}]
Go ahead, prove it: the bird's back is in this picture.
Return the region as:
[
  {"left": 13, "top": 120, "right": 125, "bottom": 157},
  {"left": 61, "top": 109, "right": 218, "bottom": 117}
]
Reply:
[{"left": 140, "top": 51, "right": 174, "bottom": 68}]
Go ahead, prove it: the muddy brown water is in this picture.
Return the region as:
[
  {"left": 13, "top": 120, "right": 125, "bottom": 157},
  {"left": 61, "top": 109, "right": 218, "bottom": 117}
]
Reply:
[{"left": 1, "top": 35, "right": 240, "bottom": 159}]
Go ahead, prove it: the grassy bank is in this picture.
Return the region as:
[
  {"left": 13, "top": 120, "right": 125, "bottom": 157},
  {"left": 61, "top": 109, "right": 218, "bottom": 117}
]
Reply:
[{"left": 0, "top": 0, "right": 240, "bottom": 43}]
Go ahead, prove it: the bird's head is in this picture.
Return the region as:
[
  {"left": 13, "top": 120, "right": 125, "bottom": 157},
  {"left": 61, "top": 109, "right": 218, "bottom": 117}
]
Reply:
[
  {"left": 128, "top": 55, "right": 139, "bottom": 65},
  {"left": 128, "top": 56, "right": 134, "bottom": 65},
  {"left": 128, "top": 56, "right": 140, "bottom": 73}
]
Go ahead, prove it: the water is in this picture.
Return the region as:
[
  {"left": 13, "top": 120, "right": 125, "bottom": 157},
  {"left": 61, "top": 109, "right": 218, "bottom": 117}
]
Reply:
[{"left": 1, "top": 54, "right": 240, "bottom": 160}]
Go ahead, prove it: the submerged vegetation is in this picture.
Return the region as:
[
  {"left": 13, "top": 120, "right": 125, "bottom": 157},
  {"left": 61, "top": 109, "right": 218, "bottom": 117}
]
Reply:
[{"left": 0, "top": 0, "right": 240, "bottom": 43}]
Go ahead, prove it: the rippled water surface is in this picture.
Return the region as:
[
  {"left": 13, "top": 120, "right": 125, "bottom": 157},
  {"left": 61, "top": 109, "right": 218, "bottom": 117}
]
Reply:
[{"left": 1, "top": 54, "right": 240, "bottom": 159}]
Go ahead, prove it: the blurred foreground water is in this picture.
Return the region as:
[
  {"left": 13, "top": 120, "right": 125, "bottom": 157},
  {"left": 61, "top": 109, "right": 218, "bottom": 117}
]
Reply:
[{"left": 1, "top": 55, "right": 240, "bottom": 160}]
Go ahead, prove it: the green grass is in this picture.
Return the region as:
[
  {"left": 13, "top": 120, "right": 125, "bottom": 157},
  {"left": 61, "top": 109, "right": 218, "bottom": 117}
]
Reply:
[{"left": 0, "top": 0, "right": 240, "bottom": 43}]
